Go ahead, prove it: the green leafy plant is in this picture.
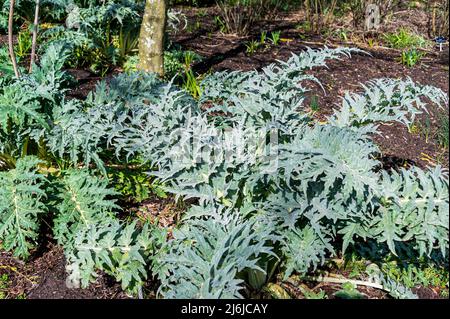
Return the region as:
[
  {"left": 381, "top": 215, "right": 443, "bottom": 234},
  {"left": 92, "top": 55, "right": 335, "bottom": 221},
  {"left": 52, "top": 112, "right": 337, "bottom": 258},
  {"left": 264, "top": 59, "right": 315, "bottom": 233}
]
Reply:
[
  {"left": 260, "top": 30, "right": 267, "bottom": 44},
  {"left": 269, "top": 30, "right": 281, "bottom": 46},
  {"left": 0, "top": 43, "right": 70, "bottom": 169},
  {"left": 296, "top": 21, "right": 312, "bottom": 32},
  {"left": 334, "top": 282, "right": 365, "bottom": 299},
  {"left": 367, "top": 37, "right": 377, "bottom": 48},
  {"left": 310, "top": 95, "right": 320, "bottom": 113},
  {"left": 399, "top": 49, "right": 425, "bottom": 68},
  {"left": 181, "top": 51, "right": 202, "bottom": 99},
  {"left": 41, "top": 0, "right": 143, "bottom": 74},
  {"left": 0, "top": 274, "right": 8, "bottom": 299},
  {"left": 245, "top": 39, "right": 260, "bottom": 55},
  {"left": 0, "top": 46, "right": 18, "bottom": 77},
  {"left": 0, "top": 45, "right": 448, "bottom": 299},
  {"left": 123, "top": 54, "right": 139, "bottom": 73},
  {"left": 301, "top": 287, "right": 327, "bottom": 299},
  {"left": 0, "top": 156, "right": 47, "bottom": 259},
  {"left": 383, "top": 28, "right": 429, "bottom": 49},
  {"left": 117, "top": 24, "right": 140, "bottom": 63},
  {"left": 15, "top": 30, "right": 32, "bottom": 59},
  {"left": 366, "top": 263, "right": 418, "bottom": 299},
  {"left": 164, "top": 48, "right": 202, "bottom": 81},
  {"left": 411, "top": 115, "right": 432, "bottom": 143},
  {"left": 381, "top": 260, "right": 449, "bottom": 295},
  {"left": 66, "top": 219, "right": 167, "bottom": 294},
  {"left": 108, "top": 166, "right": 167, "bottom": 202},
  {"left": 53, "top": 169, "right": 119, "bottom": 248},
  {"left": 183, "top": 69, "right": 202, "bottom": 99}
]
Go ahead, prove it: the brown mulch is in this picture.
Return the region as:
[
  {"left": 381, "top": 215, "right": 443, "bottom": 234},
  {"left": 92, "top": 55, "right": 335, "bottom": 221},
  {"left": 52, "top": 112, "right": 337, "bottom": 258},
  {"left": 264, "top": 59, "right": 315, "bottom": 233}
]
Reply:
[
  {"left": 0, "top": 245, "right": 130, "bottom": 299},
  {"left": 279, "top": 279, "right": 388, "bottom": 300}
]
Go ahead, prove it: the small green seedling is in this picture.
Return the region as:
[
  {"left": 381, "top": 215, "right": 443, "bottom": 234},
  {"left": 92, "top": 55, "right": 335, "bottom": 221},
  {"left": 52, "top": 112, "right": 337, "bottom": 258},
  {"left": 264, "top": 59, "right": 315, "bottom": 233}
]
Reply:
[
  {"left": 334, "top": 282, "right": 365, "bottom": 299},
  {"left": 197, "top": 9, "right": 208, "bottom": 18},
  {"left": 310, "top": 95, "right": 320, "bottom": 113},
  {"left": 245, "top": 40, "right": 260, "bottom": 55},
  {"left": 270, "top": 31, "right": 281, "bottom": 46},
  {"left": 260, "top": 31, "right": 267, "bottom": 44},
  {"left": 300, "top": 287, "right": 327, "bottom": 299},
  {"left": 214, "top": 16, "right": 227, "bottom": 33},
  {"left": 399, "top": 49, "right": 424, "bottom": 67}
]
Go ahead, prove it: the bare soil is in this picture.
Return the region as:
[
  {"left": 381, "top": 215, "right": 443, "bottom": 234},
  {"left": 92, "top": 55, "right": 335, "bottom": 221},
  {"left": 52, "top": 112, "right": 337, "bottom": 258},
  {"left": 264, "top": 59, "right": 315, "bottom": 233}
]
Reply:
[{"left": 0, "top": 246, "right": 130, "bottom": 299}]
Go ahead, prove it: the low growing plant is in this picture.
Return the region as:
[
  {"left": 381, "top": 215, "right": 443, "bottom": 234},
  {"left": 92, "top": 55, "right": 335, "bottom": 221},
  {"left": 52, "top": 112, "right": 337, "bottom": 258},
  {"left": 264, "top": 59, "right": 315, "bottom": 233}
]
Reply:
[
  {"left": 383, "top": 28, "right": 429, "bottom": 49},
  {"left": 399, "top": 49, "right": 425, "bottom": 68},
  {"left": 269, "top": 30, "right": 281, "bottom": 46},
  {"left": 245, "top": 40, "right": 260, "bottom": 55}
]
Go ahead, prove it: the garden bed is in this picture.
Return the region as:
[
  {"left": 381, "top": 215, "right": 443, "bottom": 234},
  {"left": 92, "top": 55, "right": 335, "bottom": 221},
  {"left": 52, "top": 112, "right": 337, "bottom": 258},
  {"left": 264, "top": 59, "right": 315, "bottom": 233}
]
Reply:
[
  {"left": 0, "top": 3, "right": 449, "bottom": 300},
  {"left": 55, "top": 5, "right": 449, "bottom": 170}
]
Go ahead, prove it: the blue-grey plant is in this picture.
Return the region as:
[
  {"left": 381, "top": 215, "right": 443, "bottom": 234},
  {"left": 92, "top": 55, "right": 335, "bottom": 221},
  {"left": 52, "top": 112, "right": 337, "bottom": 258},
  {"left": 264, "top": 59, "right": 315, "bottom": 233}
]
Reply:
[
  {"left": 66, "top": 218, "right": 167, "bottom": 294},
  {"left": 155, "top": 204, "right": 278, "bottom": 299},
  {"left": 0, "top": 45, "right": 448, "bottom": 299},
  {"left": 0, "top": 156, "right": 47, "bottom": 259}
]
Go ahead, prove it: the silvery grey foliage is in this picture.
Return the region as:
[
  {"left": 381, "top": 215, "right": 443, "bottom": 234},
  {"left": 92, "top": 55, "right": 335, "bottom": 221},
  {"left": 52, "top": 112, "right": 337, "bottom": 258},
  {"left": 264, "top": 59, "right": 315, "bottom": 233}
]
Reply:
[
  {"left": 156, "top": 205, "right": 278, "bottom": 299},
  {"left": 53, "top": 169, "right": 120, "bottom": 248},
  {"left": 281, "top": 225, "right": 333, "bottom": 280},
  {"left": 66, "top": 219, "right": 167, "bottom": 294},
  {"left": 328, "top": 77, "right": 448, "bottom": 133},
  {"left": 199, "top": 47, "right": 361, "bottom": 130},
  {"left": 167, "top": 8, "right": 187, "bottom": 33},
  {"left": 0, "top": 45, "right": 448, "bottom": 299},
  {"left": 143, "top": 48, "right": 448, "bottom": 296},
  {"left": 374, "top": 166, "right": 449, "bottom": 257},
  {"left": 366, "top": 263, "right": 418, "bottom": 299},
  {"left": 46, "top": 72, "right": 197, "bottom": 172},
  {"left": 0, "top": 157, "right": 47, "bottom": 259},
  {"left": 72, "top": 47, "right": 446, "bottom": 298}
]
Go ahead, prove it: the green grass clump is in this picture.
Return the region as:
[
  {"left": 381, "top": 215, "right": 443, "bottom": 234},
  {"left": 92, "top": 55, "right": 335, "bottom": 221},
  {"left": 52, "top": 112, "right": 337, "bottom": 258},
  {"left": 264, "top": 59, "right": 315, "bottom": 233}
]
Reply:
[
  {"left": 383, "top": 28, "right": 429, "bottom": 49},
  {"left": 399, "top": 49, "right": 425, "bottom": 67}
]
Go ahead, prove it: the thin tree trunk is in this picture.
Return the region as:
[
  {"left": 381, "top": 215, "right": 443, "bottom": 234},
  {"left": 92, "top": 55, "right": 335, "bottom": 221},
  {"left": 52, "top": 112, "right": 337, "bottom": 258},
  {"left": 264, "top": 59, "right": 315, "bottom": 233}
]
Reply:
[
  {"left": 8, "top": 0, "right": 20, "bottom": 78},
  {"left": 138, "top": 0, "right": 167, "bottom": 76},
  {"left": 29, "top": 0, "right": 40, "bottom": 73}
]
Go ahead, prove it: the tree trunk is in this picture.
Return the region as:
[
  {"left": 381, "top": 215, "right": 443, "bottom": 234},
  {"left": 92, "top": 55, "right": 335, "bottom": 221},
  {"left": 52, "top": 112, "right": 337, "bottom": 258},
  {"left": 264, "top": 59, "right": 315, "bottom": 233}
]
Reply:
[
  {"left": 138, "top": 0, "right": 167, "bottom": 76},
  {"left": 29, "top": 0, "right": 40, "bottom": 73},
  {"left": 8, "top": 0, "right": 20, "bottom": 78}
]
